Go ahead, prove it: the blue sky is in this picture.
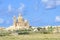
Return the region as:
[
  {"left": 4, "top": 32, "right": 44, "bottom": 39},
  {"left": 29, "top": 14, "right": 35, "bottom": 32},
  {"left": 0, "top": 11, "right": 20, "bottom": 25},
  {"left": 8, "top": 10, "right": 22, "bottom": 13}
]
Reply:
[{"left": 0, "top": 0, "right": 60, "bottom": 27}]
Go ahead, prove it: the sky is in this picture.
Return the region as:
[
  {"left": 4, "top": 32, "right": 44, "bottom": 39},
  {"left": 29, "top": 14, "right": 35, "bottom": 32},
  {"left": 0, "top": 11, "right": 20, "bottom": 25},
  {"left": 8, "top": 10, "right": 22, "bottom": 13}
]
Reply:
[{"left": 0, "top": 0, "right": 60, "bottom": 27}]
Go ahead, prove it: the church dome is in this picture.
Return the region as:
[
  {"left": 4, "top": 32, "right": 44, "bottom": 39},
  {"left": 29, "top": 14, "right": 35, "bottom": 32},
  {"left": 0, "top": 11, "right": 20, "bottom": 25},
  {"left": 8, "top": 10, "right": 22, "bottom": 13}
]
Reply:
[{"left": 17, "top": 14, "right": 24, "bottom": 22}]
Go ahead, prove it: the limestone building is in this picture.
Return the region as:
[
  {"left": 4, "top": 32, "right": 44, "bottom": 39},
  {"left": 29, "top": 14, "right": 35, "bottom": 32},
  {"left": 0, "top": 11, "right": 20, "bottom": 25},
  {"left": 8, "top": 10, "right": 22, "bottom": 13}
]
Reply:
[
  {"left": 6, "top": 14, "right": 30, "bottom": 31},
  {"left": 13, "top": 14, "right": 29, "bottom": 29}
]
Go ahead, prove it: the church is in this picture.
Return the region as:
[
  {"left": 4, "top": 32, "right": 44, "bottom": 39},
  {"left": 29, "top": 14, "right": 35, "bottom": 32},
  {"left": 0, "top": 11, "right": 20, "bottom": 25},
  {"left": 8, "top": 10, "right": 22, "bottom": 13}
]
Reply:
[{"left": 6, "top": 13, "right": 30, "bottom": 31}]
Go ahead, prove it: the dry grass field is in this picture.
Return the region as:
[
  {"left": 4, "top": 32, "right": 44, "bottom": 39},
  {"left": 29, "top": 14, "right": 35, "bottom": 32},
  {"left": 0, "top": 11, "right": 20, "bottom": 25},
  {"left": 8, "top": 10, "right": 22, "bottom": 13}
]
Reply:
[{"left": 0, "top": 33, "right": 60, "bottom": 40}]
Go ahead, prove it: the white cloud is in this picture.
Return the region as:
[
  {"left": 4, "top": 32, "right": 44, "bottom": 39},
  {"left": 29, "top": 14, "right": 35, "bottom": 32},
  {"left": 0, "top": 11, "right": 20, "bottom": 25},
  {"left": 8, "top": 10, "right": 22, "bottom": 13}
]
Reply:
[
  {"left": 8, "top": 4, "right": 12, "bottom": 12},
  {"left": 0, "top": 18, "right": 4, "bottom": 23},
  {"left": 41, "top": 0, "right": 60, "bottom": 9},
  {"left": 18, "top": 3, "right": 25, "bottom": 12},
  {"left": 41, "top": 0, "right": 55, "bottom": 9},
  {"left": 55, "top": 16, "right": 60, "bottom": 22},
  {"left": 41, "top": 0, "right": 48, "bottom": 3},
  {"left": 56, "top": 0, "right": 60, "bottom": 5},
  {"left": 45, "top": 4, "right": 55, "bottom": 9}
]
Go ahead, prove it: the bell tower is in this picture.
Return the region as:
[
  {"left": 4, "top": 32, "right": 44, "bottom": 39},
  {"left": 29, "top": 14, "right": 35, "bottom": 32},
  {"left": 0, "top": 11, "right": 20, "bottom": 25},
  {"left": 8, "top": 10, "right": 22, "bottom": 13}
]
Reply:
[
  {"left": 17, "top": 13, "right": 24, "bottom": 26},
  {"left": 13, "top": 16, "right": 17, "bottom": 27}
]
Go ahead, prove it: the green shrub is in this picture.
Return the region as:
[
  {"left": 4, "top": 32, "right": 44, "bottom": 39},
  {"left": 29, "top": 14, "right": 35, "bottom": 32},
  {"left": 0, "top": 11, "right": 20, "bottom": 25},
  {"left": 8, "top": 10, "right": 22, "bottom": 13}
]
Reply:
[
  {"left": 13, "top": 29, "right": 31, "bottom": 35},
  {"left": 18, "top": 31, "right": 29, "bottom": 35}
]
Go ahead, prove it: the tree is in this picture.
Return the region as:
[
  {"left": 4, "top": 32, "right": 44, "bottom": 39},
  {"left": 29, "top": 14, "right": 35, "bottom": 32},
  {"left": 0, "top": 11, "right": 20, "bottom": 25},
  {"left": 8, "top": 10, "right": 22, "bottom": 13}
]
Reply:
[
  {"left": 47, "top": 26, "right": 54, "bottom": 33},
  {"left": 37, "top": 27, "right": 42, "bottom": 31}
]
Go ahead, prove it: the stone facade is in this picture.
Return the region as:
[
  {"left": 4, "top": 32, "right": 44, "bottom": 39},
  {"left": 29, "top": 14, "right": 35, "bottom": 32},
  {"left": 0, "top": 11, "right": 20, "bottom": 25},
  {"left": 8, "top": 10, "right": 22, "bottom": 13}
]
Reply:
[
  {"left": 13, "top": 14, "right": 29, "bottom": 29},
  {"left": 6, "top": 14, "right": 30, "bottom": 31}
]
